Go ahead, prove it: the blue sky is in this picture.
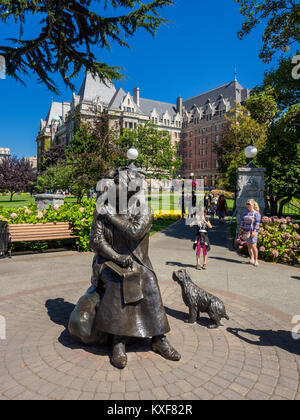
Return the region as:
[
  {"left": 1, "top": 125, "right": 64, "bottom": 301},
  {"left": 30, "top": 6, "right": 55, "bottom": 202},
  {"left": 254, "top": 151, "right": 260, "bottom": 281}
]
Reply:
[{"left": 0, "top": 0, "right": 294, "bottom": 158}]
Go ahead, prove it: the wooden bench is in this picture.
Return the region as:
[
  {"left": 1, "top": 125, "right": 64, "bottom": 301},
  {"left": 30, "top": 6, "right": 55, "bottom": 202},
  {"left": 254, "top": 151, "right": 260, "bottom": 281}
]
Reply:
[{"left": 8, "top": 222, "right": 79, "bottom": 256}]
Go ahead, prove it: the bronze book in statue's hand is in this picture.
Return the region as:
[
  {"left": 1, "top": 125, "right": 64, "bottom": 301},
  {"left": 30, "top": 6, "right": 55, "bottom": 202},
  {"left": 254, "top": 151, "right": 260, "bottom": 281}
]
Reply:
[{"left": 104, "top": 261, "right": 144, "bottom": 305}]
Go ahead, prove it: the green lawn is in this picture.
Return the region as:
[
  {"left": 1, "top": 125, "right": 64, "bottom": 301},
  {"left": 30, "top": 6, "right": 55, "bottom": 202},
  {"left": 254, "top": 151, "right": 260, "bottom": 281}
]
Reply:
[
  {"left": 0, "top": 194, "right": 77, "bottom": 209},
  {"left": 5, "top": 194, "right": 297, "bottom": 219},
  {"left": 0, "top": 193, "right": 236, "bottom": 217},
  {"left": 150, "top": 219, "right": 178, "bottom": 236}
]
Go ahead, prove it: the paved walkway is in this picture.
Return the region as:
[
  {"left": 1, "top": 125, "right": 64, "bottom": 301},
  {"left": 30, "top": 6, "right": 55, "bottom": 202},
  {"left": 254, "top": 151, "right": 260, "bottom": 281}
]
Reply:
[{"left": 0, "top": 218, "right": 299, "bottom": 400}]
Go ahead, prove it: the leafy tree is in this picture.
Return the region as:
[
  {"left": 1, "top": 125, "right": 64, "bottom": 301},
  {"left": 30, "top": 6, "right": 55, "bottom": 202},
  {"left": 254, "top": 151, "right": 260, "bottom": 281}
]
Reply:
[
  {"left": 250, "top": 55, "right": 300, "bottom": 110},
  {"left": 41, "top": 143, "right": 66, "bottom": 171},
  {"left": 0, "top": 155, "right": 36, "bottom": 201},
  {"left": 36, "top": 163, "right": 75, "bottom": 194},
  {"left": 215, "top": 102, "right": 269, "bottom": 190},
  {"left": 257, "top": 104, "right": 300, "bottom": 216},
  {"left": 235, "top": 0, "right": 299, "bottom": 63},
  {"left": 117, "top": 122, "right": 181, "bottom": 178},
  {"left": 0, "top": 0, "right": 174, "bottom": 93},
  {"left": 216, "top": 86, "right": 299, "bottom": 215},
  {"left": 38, "top": 113, "right": 124, "bottom": 202},
  {"left": 246, "top": 86, "right": 278, "bottom": 125}
]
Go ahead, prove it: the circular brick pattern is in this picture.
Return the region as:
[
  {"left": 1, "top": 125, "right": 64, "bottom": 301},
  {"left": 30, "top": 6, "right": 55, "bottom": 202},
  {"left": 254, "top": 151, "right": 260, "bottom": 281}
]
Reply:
[{"left": 0, "top": 282, "right": 299, "bottom": 400}]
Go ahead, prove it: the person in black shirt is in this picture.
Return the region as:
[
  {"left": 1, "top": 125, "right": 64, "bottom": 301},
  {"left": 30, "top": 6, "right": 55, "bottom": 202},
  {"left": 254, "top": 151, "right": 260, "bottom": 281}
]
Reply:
[{"left": 190, "top": 210, "right": 212, "bottom": 270}]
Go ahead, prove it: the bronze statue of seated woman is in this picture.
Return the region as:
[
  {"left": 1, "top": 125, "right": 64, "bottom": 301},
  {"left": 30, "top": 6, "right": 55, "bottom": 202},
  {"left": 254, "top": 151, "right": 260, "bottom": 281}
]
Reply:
[{"left": 68, "top": 166, "right": 180, "bottom": 369}]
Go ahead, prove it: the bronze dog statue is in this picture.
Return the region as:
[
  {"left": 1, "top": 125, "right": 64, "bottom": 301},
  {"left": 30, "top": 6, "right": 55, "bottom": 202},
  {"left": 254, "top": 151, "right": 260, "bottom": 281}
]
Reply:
[{"left": 172, "top": 269, "right": 229, "bottom": 329}]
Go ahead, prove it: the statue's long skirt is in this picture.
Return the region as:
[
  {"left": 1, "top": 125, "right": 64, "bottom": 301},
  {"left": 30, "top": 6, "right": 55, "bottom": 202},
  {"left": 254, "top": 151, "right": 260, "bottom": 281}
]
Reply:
[{"left": 95, "top": 264, "right": 170, "bottom": 338}]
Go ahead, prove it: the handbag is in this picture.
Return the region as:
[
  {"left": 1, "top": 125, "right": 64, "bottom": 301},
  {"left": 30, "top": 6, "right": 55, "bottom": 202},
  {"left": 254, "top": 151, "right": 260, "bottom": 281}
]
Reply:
[{"left": 241, "top": 212, "right": 256, "bottom": 241}]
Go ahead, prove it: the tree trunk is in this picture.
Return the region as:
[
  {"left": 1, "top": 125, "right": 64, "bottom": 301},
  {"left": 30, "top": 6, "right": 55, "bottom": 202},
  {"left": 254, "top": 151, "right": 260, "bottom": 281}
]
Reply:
[
  {"left": 10, "top": 191, "right": 14, "bottom": 202},
  {"left": 269, "top": 195, "right": 278, "bottom": 216},
  {"left": 77, "top": 192, "right": 84, "bottom": 204},
  {"left": 278, "top": 196, "right": 292, "bottom": 218}
]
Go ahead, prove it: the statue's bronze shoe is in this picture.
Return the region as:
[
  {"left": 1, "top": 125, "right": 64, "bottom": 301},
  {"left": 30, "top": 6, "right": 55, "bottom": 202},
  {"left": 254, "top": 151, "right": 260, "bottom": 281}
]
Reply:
[
  {"left": 111, "top": 337, "right": 127, "bottom": 369},
  {"left": 151, "top": 336, "right": 181, "bottom": 361}
]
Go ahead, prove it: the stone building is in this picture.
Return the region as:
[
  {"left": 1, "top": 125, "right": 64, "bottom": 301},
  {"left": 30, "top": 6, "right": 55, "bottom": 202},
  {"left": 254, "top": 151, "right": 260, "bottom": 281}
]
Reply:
[
  {"left": 36, "top": 73, "right": 182, "bottom": 170},
  {"left": 0, "top": 147, "right": 10, "bottom": 160},
  {"left": 36, "top": 73, "right": 249, "bottom": 186},
  {"left": 24, "top": 156, "right": 37, "bottom": 172},
  {"left": 180, "top": 80, "right": 249, "bottom": 187}
]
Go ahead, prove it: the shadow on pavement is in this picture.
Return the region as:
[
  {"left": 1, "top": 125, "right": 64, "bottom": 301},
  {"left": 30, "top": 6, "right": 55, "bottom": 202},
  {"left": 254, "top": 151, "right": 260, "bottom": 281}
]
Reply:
[
  {"left": 208, "top": 256, "right": 247, "bottom": 265},
  {"left": 166, "top": 261, "right": 196, "bottom": 269},
  {"left": 45, "top": 298, "right": 75, "bottom": 328},
  {"left": 291, "top": 276, "right": 300, "bottom": 280},
  {"left": 45, "top": 298, "right": 152, "bottom": 356},
  {"left": 227, "top": 327, "right": 300, "bottom": 356},
  {"left": 159, "top": 218, "right": 231, "bottom": 250}
]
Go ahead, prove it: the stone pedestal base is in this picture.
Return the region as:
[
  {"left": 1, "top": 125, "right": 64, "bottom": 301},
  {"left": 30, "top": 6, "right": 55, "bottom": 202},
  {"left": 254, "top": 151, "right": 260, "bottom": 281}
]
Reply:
[
  {"left": 236, "top": 167, "right": 266, "bottom": 238},
  {"left": 34, "top": 194, "right": 65, "bottom": 211}
]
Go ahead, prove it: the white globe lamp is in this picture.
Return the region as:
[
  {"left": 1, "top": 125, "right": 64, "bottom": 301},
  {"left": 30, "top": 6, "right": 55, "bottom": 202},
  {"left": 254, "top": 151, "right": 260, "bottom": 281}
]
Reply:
[
  {"left": 127, "top": 147, "right": 139, "bottom": 161},
  {"left": 244, "top": 145, "right": 257, "bottom": 159}
]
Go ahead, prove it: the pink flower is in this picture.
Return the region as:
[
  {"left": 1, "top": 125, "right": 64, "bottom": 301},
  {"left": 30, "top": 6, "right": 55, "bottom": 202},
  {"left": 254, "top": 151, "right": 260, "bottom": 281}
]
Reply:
[
  {"left": 259, "top": 246, "right": 265, "bottom": 252},
  {"left": 280, "top": 224, "right": 286, "bottom": 230},
  {"left": 289, "top": 243, "right": 294, "bottom": 248},
  {"left": 272, "top": 241, "right": 277, "bottom": 246},
  {"left": 25, "top": 209, "right": 31, "bottom": 215},
  {"left": 272, "top": 250, "right": 279, "bottom": 258},
  {"left": 10, "top": 213, "right": 17, "bottom": 219},
  {"left": 53, "top": 205, "right": 59, "bottom": 211},
  {"left": 294, "top": 224, "right": 299, "bottom": 229},
  {"left": 295, "top": 234, "right": 300, "bottom": 241},
  {"left": 79, "top": 207, "right": 85, "bottom": 213}
]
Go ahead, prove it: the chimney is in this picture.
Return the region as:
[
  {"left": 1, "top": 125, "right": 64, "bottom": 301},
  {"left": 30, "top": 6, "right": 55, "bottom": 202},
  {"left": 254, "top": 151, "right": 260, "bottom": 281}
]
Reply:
[
  {"left": 176, "top": 96, "right": 183, "bottom": 116},
  {"left": 62, "top": 102, "right": 70, "bottom": 122},
  {"left": 133, "top": 87, "right": 140, "bottom": 107}
]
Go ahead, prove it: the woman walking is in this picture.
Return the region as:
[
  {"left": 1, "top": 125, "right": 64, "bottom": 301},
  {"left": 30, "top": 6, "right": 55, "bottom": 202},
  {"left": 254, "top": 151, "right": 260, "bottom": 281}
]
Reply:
[
  {"left": 190, "top": 211, "right": 212, "bottom": 270},
  {"left": 239, "top": 199, "right": 262, "bottom": 267},
  {"left": 216, "top": 194, "right": 227, "bottom": 224}
]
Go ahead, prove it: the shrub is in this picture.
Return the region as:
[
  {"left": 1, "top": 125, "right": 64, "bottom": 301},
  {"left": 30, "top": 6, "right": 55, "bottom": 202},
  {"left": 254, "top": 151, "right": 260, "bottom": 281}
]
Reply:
[
  {"left": 0, "top": 200, "right": 180, "bottom": 252},
  {"left": 238, "top": 216, "right": 299, "bottom": 265},
  {"left": 211, "top": 189, "right": 235, "bottom": 199}
]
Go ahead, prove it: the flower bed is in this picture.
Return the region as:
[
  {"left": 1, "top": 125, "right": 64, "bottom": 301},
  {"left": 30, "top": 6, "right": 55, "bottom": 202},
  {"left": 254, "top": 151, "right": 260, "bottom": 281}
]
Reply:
[
  {"left": 237, "top": 216, "right": 299, "bottom": 265},
  {"left": 210, "top": 190, "right": 235, "bottom": 199},
  {"left": 0, "top": 200, "right": 181, "bottom": 253}
]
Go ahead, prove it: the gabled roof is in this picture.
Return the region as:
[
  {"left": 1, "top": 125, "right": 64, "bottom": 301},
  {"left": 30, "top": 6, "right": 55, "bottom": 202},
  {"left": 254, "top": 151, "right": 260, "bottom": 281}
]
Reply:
[
  {"left": 108, "top": 88, "right": 144, "bottom": 114},
  {"left": 78, "top": 73, "right": 116, "bottom": 105},
  {"left": 108, "top": 87, "right": 127, "bottom": 110},
  {"left": 139, "top": 98, "right": 177, "bottom": 120},
  {"left": 45, "top": 101, "right": 64, "bottom": 126},
  {"left": 183, "top": 81, "right": 246, "bottom": 111}
]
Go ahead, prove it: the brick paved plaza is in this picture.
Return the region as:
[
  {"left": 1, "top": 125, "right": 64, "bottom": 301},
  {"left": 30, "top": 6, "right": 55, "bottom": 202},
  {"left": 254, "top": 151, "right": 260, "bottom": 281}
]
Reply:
[{"left": 0, "top": 220, "right": 299, "bottom": 400}]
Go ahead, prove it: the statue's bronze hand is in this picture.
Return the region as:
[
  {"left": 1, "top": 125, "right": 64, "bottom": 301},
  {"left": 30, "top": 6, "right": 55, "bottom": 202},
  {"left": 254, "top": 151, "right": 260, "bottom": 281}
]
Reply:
[{"left": 119, "top": 255, "right": 134, "bottom": 268}]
